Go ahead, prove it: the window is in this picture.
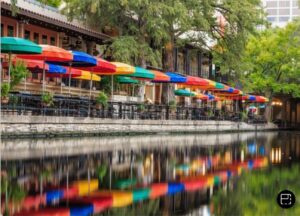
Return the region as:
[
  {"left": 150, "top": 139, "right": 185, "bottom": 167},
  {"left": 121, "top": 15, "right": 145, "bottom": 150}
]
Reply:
[
  {"left": 1, "top": 24, "right": 3, "bottom": 36},
  {"left": 266, "top": 1, "right": 277, "bottom": 8},
  {"left": 33, "top": 33, "right": 39, "bottom": 44},
  {"left": 292, "top": 8, "right": 300, "bottom": 15},
  {"left": 24, "top": 30, "right": 30, "bottom": 40},
  {"left": 266, "top": 9, "right": 277, "bottom": 16},
  {"left": 42, "top": 35, "right": 47, "bottom": 44},
  {"left": 278, "top": 16, "right": 289, "bottom": 22},
  {"left": 279, "top": 1, "right": 290, "bottom": 7},
  {"left": 278, "top": 9, "right": 290, "bottom": 15},
  {"left": 7, "top": 25, "right": 14, "bottom": 36},
  {"left": 267, "top": 16, "right": 276, "bottom": 22},
  {"left": 50, "top": 36, "right": 56, "bottom": 45}
]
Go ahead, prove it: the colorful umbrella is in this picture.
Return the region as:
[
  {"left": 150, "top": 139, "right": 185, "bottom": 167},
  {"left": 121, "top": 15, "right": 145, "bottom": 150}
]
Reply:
[
  {"left": 165, "top": 72, "right": 187, "bottom": 83},
  {"left": 109, "top": 62, "right": 135, "bottom": 100},
  {"left": 174, "top": 89, "right": 196, "bottom": 97},
  {"left": 151, "top": 70, "right": 170, "bottom": 83},
  {"left": 127, "top": 67, "right": 155, "bottom": 80},
  {"left": 17, "top": 45, "right": 73, "bottom": 93},
  {"left": 1, "top": 37, "right": 42, "bottom": 83},
  {"left": 82, "top": 58, "right": 117, "bottom": 74},
  {"left": 74, "top": 71, "right": 101, "bottom": 82},
  {"left": 117, "top": 76, "right": 139, "bottom": 84},
  {"left": 185, "top": 76, "right": 209, "bottom": 86}
]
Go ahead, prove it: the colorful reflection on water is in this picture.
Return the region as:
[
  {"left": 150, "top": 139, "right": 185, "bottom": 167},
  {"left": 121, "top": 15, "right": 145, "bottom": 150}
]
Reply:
[{"left": 1, "top": 131, "right": 300, "bottom": 216}]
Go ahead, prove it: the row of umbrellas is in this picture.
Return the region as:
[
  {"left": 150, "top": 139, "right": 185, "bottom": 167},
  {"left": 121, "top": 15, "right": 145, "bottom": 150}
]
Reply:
[{"left": 1, "top": 37, "right": 268, "bottom": 103}]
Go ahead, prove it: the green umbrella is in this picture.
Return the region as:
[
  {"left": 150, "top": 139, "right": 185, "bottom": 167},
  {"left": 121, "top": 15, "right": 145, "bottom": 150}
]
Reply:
[
  {"left": 0, "top": 37, "right": 42, "bottom": 83},
  {"left": 174, "top": 89, "right": 196, "bottom": 97},
  {"left": 215, "top": 82, "right": 224, "bottom": 89},
  {"left": 117, "top": 76, "right": 139, "bottom": 84},
  {"left": 127, "top": 67, "right": 155, "bottom": 80}
]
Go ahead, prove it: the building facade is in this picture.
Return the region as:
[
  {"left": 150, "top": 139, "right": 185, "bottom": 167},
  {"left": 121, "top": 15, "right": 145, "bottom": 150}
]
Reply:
[{"left": 262, "top": 0, "right": 300, "bottom": 27}]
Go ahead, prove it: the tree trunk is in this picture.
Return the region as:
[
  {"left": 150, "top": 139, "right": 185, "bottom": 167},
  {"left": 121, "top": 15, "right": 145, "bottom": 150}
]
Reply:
[
  {"left": 264, "top": 91, "right": 273, "bottom": 122},
  {"left": 162, "top": 39, "right": 175, "bottom": 104}
]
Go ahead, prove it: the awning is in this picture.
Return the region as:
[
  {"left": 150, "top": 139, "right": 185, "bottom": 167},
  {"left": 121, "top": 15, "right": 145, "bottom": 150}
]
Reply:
[
  {"left": 127, "top": 67, "right": 155, "bottom": 80},
  {"left": 74, "top": 71, "right": 101, "bottom": 81},
  {"left": 117, "top": 76, "right": 139, "bottom": 84},
  {"left": 165, "top": 72, "right": 187, "bottom": 83},
  {"left": 151, "top": 70, "right": 170, "bottom": 82},
  {"left": 174, "top": 89, "right": 196, "bottom": 97}
]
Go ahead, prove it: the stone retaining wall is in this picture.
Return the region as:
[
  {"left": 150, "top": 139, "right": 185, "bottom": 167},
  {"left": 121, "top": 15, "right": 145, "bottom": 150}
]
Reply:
[{"left": 0, "top": 115, "right": 278, "bottom": 138}]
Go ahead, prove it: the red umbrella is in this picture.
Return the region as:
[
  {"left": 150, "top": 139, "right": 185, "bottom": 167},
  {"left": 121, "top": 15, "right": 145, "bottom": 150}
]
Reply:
[
  {"left": 185, "top": 76, "right": 209, "bottom": 86},
  {"left": 2, "top": 58, "right": 47, "bottom": 73},
  {"left": 17, "top": 45, "right": 73, "bottom": 93},
  {"left": 79, "top": 57, "right": 116, "bottom": 74}
]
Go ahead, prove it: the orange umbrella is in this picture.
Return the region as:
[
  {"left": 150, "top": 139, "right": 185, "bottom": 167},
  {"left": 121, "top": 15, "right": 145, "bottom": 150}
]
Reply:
[
  {"left": 151, "top": 70, "right": 170, "bottom": 83},
  {"left": 17, "top": 45, "right": 73, "bottom": 93}
]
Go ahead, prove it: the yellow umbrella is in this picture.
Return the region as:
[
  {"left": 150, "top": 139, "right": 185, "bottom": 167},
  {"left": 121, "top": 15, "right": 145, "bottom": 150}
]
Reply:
[
  {"left": 74, "top": 70, "right": 101, "bottom": 81},
  {"left": 111, "top": 62, "right": 135, "bottom": 75},
  {"left": 110, "top": 62, "right": 135, "bottom": 100}
]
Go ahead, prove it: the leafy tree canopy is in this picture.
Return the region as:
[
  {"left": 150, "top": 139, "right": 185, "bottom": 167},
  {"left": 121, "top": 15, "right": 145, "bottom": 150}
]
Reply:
[
  {"left": 240, "top": 20, "right": 300, "bottom": 98},
  {"left": 63, "top": 0, "right": 264, "bottom": 70}
]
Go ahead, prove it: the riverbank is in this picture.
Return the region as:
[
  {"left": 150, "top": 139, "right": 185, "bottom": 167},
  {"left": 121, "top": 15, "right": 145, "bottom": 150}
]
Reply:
[{"left": 0, "top": 115, "right": 278, "bottom": 138}]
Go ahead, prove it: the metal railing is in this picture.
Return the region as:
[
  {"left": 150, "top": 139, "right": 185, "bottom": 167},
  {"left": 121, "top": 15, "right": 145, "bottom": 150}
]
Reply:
[{"left": 1, "top": 93, "right": 267, "bottom": 123}]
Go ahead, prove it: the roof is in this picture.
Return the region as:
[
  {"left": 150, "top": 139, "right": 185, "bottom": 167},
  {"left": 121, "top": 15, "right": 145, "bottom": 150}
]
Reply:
[{"left": 1, "top": 0, "right": 110, "bottom": 42}]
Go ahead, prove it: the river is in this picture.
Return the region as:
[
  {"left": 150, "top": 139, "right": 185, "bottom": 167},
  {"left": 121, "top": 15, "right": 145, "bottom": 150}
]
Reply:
[{"left": 1, "top": 131, "right": 299, "bottom": 215}]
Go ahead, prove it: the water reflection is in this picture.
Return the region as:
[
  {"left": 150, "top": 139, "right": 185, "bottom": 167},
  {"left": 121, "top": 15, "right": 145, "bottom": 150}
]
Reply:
[{"left": 1, "top": 131, "right": 300, "bottom": 216}]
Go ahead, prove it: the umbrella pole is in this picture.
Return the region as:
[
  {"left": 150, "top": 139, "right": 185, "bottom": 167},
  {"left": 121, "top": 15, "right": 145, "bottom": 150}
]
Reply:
[
  {"left": 24, "top": 72, "right": 27, "bottom": 91},
  {"left": 60, "top": 74, "right": 63, "bottom": 95},
  {"left": 111, "top": 75, "right": 114, "bottom": 101},
  {"left": 8, "top": 52, "right": 11, "bottom": 84},
  {"left": 42, "top": 60, "right": 46, "bottom": 94},
  {"left": 68, "top": 65, "right": 72, "bottom": 96},
  {"left": 88, "top": 73, "right": 92, "bottom": 117}
]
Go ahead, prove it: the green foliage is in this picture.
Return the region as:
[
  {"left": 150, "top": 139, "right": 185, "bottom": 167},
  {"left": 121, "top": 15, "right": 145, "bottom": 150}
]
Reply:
[
  {"left": 169, "top": 100, "right": 177, "bottom": 111},
  {"left": 10, "top": 60, "right": 29, "bottom": 89},
  {"left": 41, "top": 92, "right": 54, "bottom": 106},
  {"left": 96, "top": 91, "right": 108, "bottom": 107},
  {"left": 240, "top": 20, "right": 300, "bottom": 98},
  {"left": 1, "top": 83, "right": 10, "bottom": 98},
  {"left": 96, "top": 165, "right": 107, "bottom": 182},
  {"left": 64, "top": 0, "right": 263, "bottom": 70},
  {"left": 36, "top": 0, "right": 62, "bottom": 7},
  {"left": 137, "top": 103, "right": 145, "bottom": 112},
  {"left": 213, "top": 165, "right": 300, "bottom": 216}
]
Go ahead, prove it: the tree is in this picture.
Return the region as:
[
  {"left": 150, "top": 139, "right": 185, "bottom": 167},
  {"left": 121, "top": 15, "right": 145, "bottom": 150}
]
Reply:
[
  {"left": 240, "top": 20, "right": 300, "bottom": 121},
  {"left": 63, "top": 0, "right": 264, "bottom": 102}
]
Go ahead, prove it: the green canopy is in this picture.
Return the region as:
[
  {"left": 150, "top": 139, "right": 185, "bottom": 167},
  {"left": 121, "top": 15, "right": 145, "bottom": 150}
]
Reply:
[
  {"left": 127, "top": 67, "right": 155, "bottom": 80},
  {"left": 1, "top": 37, "right": 42, "bottom": 54},
  {"left": 117, "top": 76, "right": 139, "bottom": 84},
  {"left": 174, "top": 89, "right": 196, "bottom": 97}
]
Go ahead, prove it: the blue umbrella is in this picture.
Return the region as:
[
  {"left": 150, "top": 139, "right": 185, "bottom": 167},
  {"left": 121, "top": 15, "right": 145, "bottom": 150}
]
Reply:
[
  {"left": 165, "top": 72, "right": 187, "bottom": 83},
  {"left": 48, "top": 50, "right": 97, "bottom": 95}
]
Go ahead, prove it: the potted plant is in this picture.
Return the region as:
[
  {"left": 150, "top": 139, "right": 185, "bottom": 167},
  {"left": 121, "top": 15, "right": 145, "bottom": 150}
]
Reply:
[
  {"left": 1, "top": 83, "right": 10, "bottom": 104},
  {"left": 96, "top": 91, "right": 108, "bottom": 109},
  {"left": 137, "top": 103, "right": 145, "bottom": 113},
  {"left": 168, "top": 100, "right": 177, "bottom": 113},
  {"left": 41, "top": 92, "right": 54, "bottom": 107}
]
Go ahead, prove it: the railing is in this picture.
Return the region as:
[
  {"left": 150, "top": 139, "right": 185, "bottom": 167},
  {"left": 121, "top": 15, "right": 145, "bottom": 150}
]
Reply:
[{"left": 1, "top": 93, "right": 267, "bottom": 123}]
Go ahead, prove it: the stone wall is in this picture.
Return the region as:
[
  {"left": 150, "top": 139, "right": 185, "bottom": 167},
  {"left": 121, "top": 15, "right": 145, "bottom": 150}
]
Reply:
[{"left": 0, "top": 115, "right": 278, "bottom": 138}]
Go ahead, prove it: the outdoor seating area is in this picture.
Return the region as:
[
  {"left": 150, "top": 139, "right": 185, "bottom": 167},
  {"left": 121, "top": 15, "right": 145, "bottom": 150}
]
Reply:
[{"left": 1, "top": 37, "right": 268, "bottom": 123}]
